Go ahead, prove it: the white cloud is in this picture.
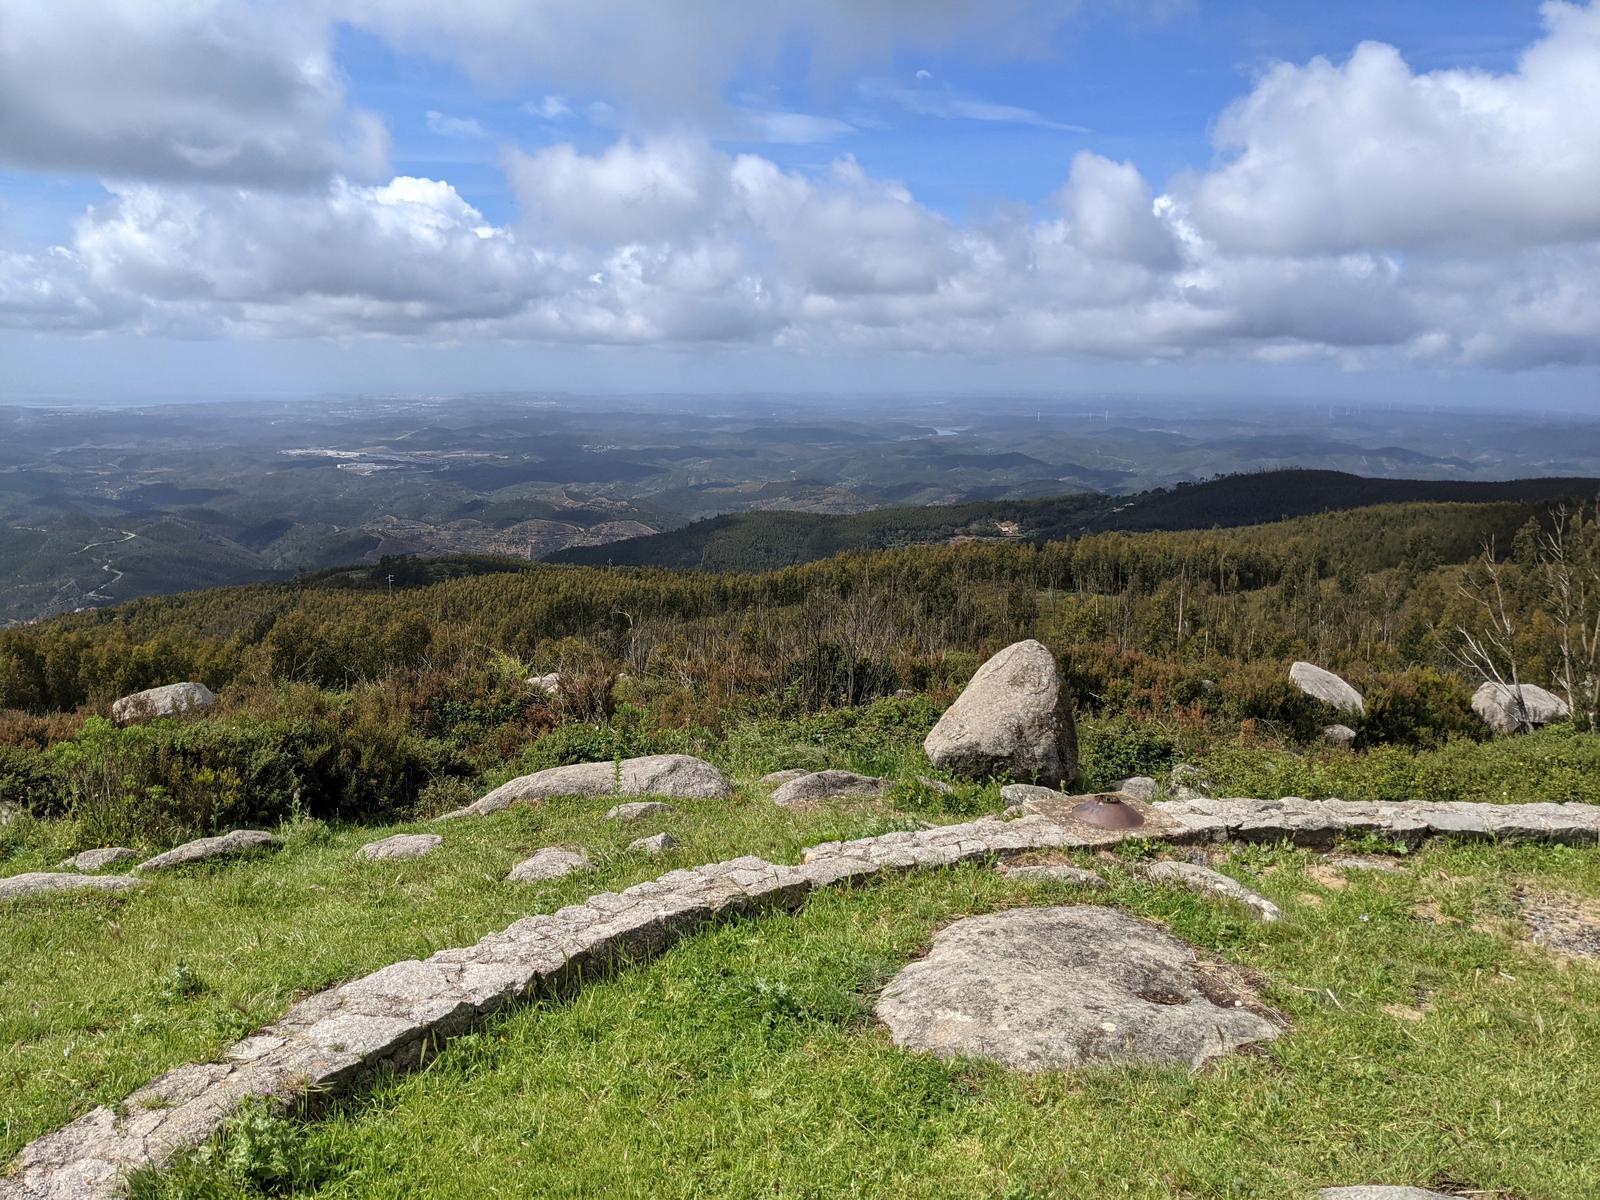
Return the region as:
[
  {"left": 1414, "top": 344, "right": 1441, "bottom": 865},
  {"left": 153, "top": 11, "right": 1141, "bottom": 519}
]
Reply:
[
  {"left": 0, "top": 1, "right": 1596, "bottom": 370},
  {"left": 425, "top": 111, "right": 488, "bottom": 139},
  {"left": 524, "top": 95, "right": 573, "bottom": 121},
  {"left": 1185, "top": 1, "right": 1600, "bottom": 254},
  {"left": 0, "top": 0, "right": 386, "bottom": 187}
]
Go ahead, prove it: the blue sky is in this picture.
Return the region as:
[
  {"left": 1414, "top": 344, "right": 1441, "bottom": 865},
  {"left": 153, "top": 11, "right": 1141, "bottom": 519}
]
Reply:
[{"left": 1, "top": 1, "right": 1597, "bottom": 403}]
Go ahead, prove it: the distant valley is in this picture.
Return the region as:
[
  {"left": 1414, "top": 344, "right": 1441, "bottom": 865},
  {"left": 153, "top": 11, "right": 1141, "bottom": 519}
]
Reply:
[{"left": 4, "top": 393, "right": 1600, "bottom": 623}]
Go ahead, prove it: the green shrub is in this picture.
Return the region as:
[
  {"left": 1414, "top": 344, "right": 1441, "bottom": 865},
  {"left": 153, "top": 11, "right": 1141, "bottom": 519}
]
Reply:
[
  {"left": 1358, "top": 667, "right": 1480, "bottom": 748},
  {"left": 44, "top": 714, "right": 470, "bottom": 846},
  {"left": 1076, "top": 716, "right": 1179, "bottom": 791},
  {"left": 0, "top": 744, "right": 61, "bottom": 814}
]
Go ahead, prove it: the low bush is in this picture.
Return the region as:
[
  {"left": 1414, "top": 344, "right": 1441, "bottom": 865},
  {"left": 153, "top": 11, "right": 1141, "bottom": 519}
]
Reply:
[{"left": 43, "top": 714, "right": 471, "bottom": 847}]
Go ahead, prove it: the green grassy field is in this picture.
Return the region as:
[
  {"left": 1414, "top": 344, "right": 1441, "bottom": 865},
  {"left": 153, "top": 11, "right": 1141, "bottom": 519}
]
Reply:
[
  {"left": 5, "top": 718, "right": 1600, "bottom": 1198},
  {"left": 117, "top": 840, "right": 1600, "bottom": 1200}
]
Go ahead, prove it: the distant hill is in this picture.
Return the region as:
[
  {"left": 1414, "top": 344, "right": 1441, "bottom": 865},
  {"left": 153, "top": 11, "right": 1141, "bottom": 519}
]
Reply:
[{"left": 546, "top": 470, "right": 1600, "bottom": 571}]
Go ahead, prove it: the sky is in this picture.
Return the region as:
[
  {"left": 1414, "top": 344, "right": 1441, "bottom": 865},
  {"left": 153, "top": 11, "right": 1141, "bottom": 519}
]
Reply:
[{"left": 1, "top": 0, "right": 1598, "bottom": 405}]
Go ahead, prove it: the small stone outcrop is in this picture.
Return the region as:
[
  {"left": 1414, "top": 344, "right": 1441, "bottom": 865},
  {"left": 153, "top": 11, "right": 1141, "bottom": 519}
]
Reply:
[
  {"left": 357, "top": 834, "right": 442, "bottom": 861},
  {"left": 1290, "top": 662, "right": 1364, "bottom": 715},
  {"left": 58, "top": 847, "right": 138, "bottom": 872},
  {"left": 1471, "top": 681, "right": 1570, "bottom": 734},
  {"left": 1320, "top": 1189, "right": 1455, "bottom": 1199},
  {"left": 874, "top": 906, "right": 1281, "bottom": 1071},
  {"left": 1140, "top": 860, "right": 1281, "bottom": 922},
  {"left": 505, "top": 847, "right": 593, "bottom": 883},
  {"left": 110, "top": 682, "right": 218, "bottom": 726},
  {"left": 996, "top": 863, "right": 1106, "bottom": 888},
  {"left": 0, "top": 872, "right": 144, "bottom": 902},
  {"left": 607, "top": 801, "right": 673, "bottom": 822},
  {"left": 759, "top": 769, "right": 810, "bottom": 786},
  {"left": 923, "top": 639, "right": 1077, "bottom": 787},
  {"left": 526, "top": 672, "right": 562, "bottom": 698},
  {"left": 770, "top": 770, "right": 888, "bottom": 809},
  {"left": 1118, "top": 776, "right": 1159, "bottom": 802},
  {"left": 443, "top": 754, "right": 732, "bottom": 819},
  {"left": 628, "top": 832, "right": 677, "bottom": 855},
  {"left": 1322, "top": 723, "right": 1357, "bottom": 748},
  {"left": 135, "top": 830, "right": 279, "bottom": 872}
]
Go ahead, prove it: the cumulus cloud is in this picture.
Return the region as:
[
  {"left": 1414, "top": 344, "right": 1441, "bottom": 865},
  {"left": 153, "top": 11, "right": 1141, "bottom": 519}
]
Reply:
[
  {"left": 1186, "top": 1, "right": 1600, "bottom": 254},
  {"left": 0, "top": 1, "right": 1597, "bottom": 370},
  {"left": 0, "top": 0, "right": 386, "bottom": 187}
]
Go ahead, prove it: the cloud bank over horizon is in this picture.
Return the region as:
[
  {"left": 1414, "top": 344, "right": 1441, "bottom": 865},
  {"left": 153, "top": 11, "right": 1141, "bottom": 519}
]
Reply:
[{"left": 2, "top": 0, "right": 1599, "bottom": 383}]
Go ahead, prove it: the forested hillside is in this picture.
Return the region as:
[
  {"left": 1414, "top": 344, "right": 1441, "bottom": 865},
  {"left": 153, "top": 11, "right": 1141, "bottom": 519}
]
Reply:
[
  {"left": 547, "top": 469, "right": 1600, "bottom": 570},
  {"left": 3, "top": 493, "right": 1598, "bottom": 849}
]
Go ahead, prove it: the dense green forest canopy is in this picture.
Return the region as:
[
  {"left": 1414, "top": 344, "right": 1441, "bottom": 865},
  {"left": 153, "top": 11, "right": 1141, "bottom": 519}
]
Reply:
[{"left": 547, "top": 469, "right": 1600, "bottom": 571}]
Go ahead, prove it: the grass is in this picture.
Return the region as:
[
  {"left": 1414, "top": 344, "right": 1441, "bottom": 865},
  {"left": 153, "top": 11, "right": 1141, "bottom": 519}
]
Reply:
[
  {"left": 0, "top": 786, "right": 937, "bottom": 1164},
  {"left": 122, "top": 841, "right": 1600, "bottom": 1200},
  {"left": 5, "top": 710, "right": 1600, "bottom": 1197}
]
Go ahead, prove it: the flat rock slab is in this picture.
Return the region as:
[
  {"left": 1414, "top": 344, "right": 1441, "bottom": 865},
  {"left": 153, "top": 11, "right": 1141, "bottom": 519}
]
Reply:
[
  {"left": 357, "top": 834, "right": 442, "bottom": 861},
  {"left": 607, "top": 801, "right": 673, "bottom": 822},
  {"left": 136, "top": 830, "right": 280, "bottom": 872},
  {"left": 506, "top": 848, "right": 593, "bottom": 883},
  {"left": 1290, "top": 662, "right": 1364, "bottom": 715},
  {"left": 444, "top": 754, "right": 732, "bottom": 819},
  {"left": 1140, "top": 860, "right": 1282, "bottom": 922},
  {"left": 0, "top": 872, "right": 144, "bottom": 902},
  {"left": 875, "top": 905, "right": 1281, "bottom": 1071},
  {"left": 57, "top": 847, "right": 138, "bottom": 872},
  {"left": 1521, "top": 892, "right": 1600, "bottom": 960},
  {"left": 1154, "top": 796, "right": 1600, "bottom": 849},
  {"left": 628, "top": 832, "right": 677, "bottom": 855},
  {"left": 1320, "top": 1189, "right": 1456, "bottom": 1199},
  {"left": 1005, "top": 786, "right": 1174, "bottom": 845},
  {"left": 770, "top": 769, "right": 888, "bottom": 808},
  {"left": 997, "top": 863, "right": 1107, "bottom": 888}
]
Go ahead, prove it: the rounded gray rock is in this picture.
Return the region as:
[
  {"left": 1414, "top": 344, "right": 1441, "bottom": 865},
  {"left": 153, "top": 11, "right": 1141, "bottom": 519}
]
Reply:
[
  {"left": 506, "top": 847, "right": 593, "bottom": 882},
  {"left": 923, "top": 639, "right": 1078, "bottom": 787},
  {"left": 446, "top": 754, "right": 731, "bottom": 819},
  {"left": 0, "top": 871, "right": 143, "bottom": 902},
  {"left": 58, "top": 847, "right": 139, "bottom": 872},
  {"left": 1322, "top": 723, "right": 1358, "bottom": 748},
  {"left": 357, "top": 833, "right": 442, "bottom": 861},
  {"left": 136, "top": 829, "right": 279, "bottom": 871},
  {"left": 1319, "top": 1189, "right": 1455, "bottom": 1199},
  {"left": 1471, "top": 681, "right": 1569, "bottom": 733},
  {"left": 770, "top": 769, "right": 888, "bottom": 809},
  {"left": 1118, "top": 776, "right": 1159, "bottom": 802},
  {"left": 628, "top": 832, "right": 677, "bottom": 855},
  {"left": 759, "top": 769, "right": 810, "bottom": 786},
  {"left": 875, "top": 905, "right": 1281, "bottom": 1071},
  {"left": 1290, "top": 662, "right": 1364, "bottom": 715},
  {"left": 111, "top": 681, "right": 218, "bottom": 725}
]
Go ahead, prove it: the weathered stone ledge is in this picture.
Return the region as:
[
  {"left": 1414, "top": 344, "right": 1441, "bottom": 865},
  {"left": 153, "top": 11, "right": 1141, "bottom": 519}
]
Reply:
[{"left": 5, "top": 797, "right": 1597, "bottom": 1199}]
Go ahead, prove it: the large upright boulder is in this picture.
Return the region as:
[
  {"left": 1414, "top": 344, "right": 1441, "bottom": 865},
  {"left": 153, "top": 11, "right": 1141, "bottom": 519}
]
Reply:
[
  {"left": 1471, "top": 682, "right": 1569, "bottom": 734},
  {"left": 1289, "top": 662, "right": 1364, "bottom": 715},
  {"left": 924, "top": 640, "right": 1077, "bottom": 787},
  {"left": 111, "top": 682, "right": 218, "bottom": 725},
  {"left": 441, "top": 754, "right": 732, "bottom": 820}
]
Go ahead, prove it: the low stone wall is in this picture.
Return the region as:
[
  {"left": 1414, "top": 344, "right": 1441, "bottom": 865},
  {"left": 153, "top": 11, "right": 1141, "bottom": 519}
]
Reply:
[{"left": 6, "top": 800, "right": 1598, "bottom": 1199}]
